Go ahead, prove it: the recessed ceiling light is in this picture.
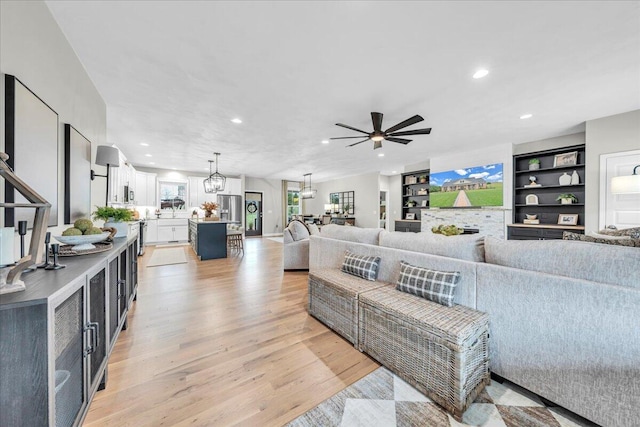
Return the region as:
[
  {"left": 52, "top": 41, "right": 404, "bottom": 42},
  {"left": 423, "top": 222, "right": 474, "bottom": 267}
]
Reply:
[
  {"left": 149, "top": 162, "right": 155, "bottom": 165},
  {"left": 473, "top": 69, "right": 489, "bottom": 79},
  {"left": 140, "top": 142, "right": 149, "bottom": 146},
  {"left": 145, "top": 154, "right": 152, "bottom": 157},
  {"left": 378, "top": 153, "right": 385, "bottom": 157},
  {"left": 520, "top": 114, "right": 533, "bottom": 119},
  {"left": 231, "top": 118, "right": 242, "bottom": 124},
  {"left": 392, "top": 170, "right": 397, "bottom": 174},
  {"left": 322, "top": 140, "right": 329, "bottom": 144},
  {"left": 172, "top": 168, "right": 177, "bottom": 170}
]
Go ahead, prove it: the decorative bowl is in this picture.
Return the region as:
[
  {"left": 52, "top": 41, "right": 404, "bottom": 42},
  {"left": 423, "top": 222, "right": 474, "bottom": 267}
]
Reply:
[{"left": 54, "top": 232, "right": 111, "bottom": 251}]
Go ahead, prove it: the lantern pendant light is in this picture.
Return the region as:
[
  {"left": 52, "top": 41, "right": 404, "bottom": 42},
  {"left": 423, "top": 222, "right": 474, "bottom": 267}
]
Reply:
[
  {"left": 203, "top": 160, "right": 217, "bottom": 193},
  {"left": 301, "top": 173, "right": 317, "bottom": 199}
]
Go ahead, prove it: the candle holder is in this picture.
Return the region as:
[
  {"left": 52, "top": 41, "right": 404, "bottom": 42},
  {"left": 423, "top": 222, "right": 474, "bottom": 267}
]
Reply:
[
  {"left": 18, "top": 221, "right": 27, "bottom": 258},
  {"left": 37, "top": 232, "right": 52, "bottom": 269},
  {"left": 45, "top": 244, "right": 65, "bottom": 270}
]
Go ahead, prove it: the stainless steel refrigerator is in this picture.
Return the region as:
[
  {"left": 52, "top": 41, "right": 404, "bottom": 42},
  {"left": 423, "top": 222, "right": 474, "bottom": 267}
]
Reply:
[{"left": 217, "top": 195, "right": 243, "bottom": 224}]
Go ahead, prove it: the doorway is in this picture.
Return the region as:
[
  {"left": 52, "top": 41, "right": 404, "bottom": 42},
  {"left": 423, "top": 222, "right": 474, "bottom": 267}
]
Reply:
[
  {"left": 379, "top": 191, "right": 388, "bottom": 229},
  {"left": 245, "top": 192, "right": 263, "bottom": 237}
]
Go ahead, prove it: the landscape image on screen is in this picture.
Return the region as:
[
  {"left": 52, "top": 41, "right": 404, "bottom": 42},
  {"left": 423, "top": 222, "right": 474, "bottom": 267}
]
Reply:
[{"left": 429, "top": 163, "right": 503, "bottom": 208}]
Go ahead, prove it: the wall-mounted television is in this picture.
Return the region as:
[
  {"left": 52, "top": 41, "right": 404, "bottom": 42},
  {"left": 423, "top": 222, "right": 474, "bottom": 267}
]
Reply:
[{"left": 429, "top": 163, "right": 503, "bottom": 208}]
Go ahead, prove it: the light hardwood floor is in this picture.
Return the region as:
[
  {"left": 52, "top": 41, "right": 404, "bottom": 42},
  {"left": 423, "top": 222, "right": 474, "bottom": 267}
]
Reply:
[{"left": 84, "top": 238, "right": 379, "bottom": 426}]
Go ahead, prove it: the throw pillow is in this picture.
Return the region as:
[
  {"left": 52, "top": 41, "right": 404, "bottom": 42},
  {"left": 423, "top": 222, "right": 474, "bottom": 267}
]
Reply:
[
  {"left": 396, "top": 261, "right": 460, "bottom": 307},
  {"left": 587, "top": 231, "right": 631, "bottom": 241},
  {"left": 563, "top": 231, "right": 640, "bottom": 247},
  {"left": 341, "top": 250, "right": 381, "bottom": 281},
  {"left": 598, "top": 226, "right": 640, "bottom": 239}
]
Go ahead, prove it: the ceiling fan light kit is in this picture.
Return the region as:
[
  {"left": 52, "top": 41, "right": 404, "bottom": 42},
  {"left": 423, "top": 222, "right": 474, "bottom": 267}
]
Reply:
[
  {"left": 330, "top": 112, "right": 432, "bottom": 150},
  {"left": 203, "top": 152, "right": 226, "bottom": 193}
]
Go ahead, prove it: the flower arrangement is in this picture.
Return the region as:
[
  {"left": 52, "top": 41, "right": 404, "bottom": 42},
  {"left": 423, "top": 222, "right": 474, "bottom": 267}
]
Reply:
[{"left": 201, "top": 201, "right": 219, "bottom": 212}]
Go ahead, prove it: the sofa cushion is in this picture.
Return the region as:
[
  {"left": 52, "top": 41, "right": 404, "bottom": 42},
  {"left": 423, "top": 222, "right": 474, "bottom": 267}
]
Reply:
[
  {"left": 379, "top": 230, "right": 485, "bottom": 262},
  {"left": 288, "top": 220, "right": 310, "bottom": 241},
  {"left": 308, "top": 223, "right": 320, "bottom": 235},
  {"left": 342, "top": 250, "right": 381, "bottom": 281},
  {"left": 484, "top": 236, "right": 640, "bottom": 289},
  {"left": 396, "top": 261, "right": 460, "bottom": 307},
  {"left": 320, "top": 224, "right": 382, "bottom": 245}
]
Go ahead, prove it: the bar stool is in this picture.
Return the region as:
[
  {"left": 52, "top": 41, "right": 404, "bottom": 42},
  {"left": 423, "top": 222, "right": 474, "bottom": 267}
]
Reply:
[{"left": 227, "top": 225, "right": 244, "bottom": 254}]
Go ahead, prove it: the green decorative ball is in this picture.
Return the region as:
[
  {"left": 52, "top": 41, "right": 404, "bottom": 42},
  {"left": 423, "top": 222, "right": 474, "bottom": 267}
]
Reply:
[
  {"left": 62, "top": 227, "right": 83, "bottom": 236},
  {"left": 74, "top": 218, "right": 94, "bottom": 232},
  {"left": 83, "top": 227, "right": 103, "bottom": 235}
]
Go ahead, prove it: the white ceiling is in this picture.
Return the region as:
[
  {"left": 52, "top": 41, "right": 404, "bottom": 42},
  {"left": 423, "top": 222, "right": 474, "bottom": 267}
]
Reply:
[{"left": 46, "top": 1, "right": 640, "bottom": 182}]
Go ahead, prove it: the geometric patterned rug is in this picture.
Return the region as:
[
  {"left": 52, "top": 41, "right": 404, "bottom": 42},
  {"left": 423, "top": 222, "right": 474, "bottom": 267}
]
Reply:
[{"left": 286, "top": 367, "right": 596, "bottom": 427}]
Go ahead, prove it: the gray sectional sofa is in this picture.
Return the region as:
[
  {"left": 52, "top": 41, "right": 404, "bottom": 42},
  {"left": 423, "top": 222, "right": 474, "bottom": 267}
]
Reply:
[{"left": 309, "top": 225, "right": 640, "bottom": 427}]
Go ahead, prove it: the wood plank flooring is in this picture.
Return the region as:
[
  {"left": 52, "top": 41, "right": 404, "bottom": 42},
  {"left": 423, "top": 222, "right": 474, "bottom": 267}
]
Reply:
[{"left": 84, "top": 238, "right": 379, "bottom": 426}]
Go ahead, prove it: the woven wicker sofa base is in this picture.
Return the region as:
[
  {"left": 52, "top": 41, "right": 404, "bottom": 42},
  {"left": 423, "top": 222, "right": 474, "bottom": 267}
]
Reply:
[
  {"left": 308, "top": 270, "right": 391, "bottom": 345},
  {"left": 358, "top": 286, "right": 490, "bottom": 421}
]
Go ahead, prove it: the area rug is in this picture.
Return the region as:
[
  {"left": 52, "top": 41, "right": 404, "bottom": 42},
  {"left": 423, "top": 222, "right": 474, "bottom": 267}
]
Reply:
[
  {"left": 146, "top": 247, "right": 188, "bottom": 267},
  {"left": 153, "top": 242, "right": 190, "bottom": 248},
  {"left": 286, "top": 367, "right": 593, "bottom": 427},
  {"left": 267, "top": 236, "right": 284, "bottom": 243}
]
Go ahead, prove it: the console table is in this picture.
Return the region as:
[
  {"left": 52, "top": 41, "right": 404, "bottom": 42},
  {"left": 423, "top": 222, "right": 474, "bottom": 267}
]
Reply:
[{"left": 0, "top": 234, "right": 138, "bottom": 427}]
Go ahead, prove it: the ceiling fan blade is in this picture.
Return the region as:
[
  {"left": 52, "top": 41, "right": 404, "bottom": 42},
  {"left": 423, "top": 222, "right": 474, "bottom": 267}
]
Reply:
[
  {"left": 347, "top": 138, "right": 370, "bottom": 147},
  {"left": 373, "top": 140, "right": 383, "bottom": 150},
  {"left": 384, "top": 114, "right": 424, "bottom": 134},
  {"left": 385, "top": 137, "right": 412, "bottom": 144},
  {"left": 371, "top": 112, "right": 383, "bottom": 132},
  {"left": 388, "top": 128, "right": 432, "bottom": 137},
  {"left": 330, "top": 136, "right": 373, "bottom": 140},
  {"left": 335, "top": 123, "right": 369, "bottom": 134}
]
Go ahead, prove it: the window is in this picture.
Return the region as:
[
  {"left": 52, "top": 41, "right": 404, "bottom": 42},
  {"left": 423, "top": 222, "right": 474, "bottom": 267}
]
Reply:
[{"left": 287, "top": 190, "right": 301, "bottom": 223}]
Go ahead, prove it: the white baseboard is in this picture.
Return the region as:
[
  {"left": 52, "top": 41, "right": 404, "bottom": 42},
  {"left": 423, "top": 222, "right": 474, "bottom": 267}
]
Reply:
[{"left": 262, "top": 233, "right": 283, "bottom": 237}]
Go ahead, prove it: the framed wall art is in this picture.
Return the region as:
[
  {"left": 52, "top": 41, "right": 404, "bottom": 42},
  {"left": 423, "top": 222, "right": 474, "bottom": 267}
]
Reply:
[
  {"left": 64, "top": 124, "right": 91, "bottom": 224},
  {"left": 4, "top": 75, "right": 59, "bottom": 228},
  {"left": 553, "top": 151, "right": 578, "bottom": 167}
]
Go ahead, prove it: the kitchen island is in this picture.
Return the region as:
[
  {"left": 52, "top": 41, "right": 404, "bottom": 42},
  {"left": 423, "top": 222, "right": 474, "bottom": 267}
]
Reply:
[{"left": 188, "top": 219, "right": 228, "bottom": 260}]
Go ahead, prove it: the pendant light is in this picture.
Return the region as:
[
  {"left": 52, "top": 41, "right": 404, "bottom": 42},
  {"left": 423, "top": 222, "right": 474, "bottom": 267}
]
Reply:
[
  {"left": 203, "top": 159, "right": 217, "bottom": 194},
  {"left": 301, "top": 173, "right": 317, "bottom": 199},
  {"left": 203, "top": 152, "right": 226, "bottom": 193}
]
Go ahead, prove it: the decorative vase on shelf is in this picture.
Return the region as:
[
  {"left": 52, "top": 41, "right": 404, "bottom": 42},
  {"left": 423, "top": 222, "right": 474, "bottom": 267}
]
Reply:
[
  {"left": 560, "top": 198, "right": 573, "bottom": 205},
  {"left": 571, "top": 170, "right": 580, "bottom": 185},
  {"left": 559, "top": 172, "right": 571, "bottom": 186}
]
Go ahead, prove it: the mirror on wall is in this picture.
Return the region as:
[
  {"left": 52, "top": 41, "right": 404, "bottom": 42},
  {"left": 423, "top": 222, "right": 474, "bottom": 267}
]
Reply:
[
  {"left": 329, "top": 191, "right": 354, "bottom": 215},
  {"left": 158, "top": 180, "right": 188, "bottom": 210}
]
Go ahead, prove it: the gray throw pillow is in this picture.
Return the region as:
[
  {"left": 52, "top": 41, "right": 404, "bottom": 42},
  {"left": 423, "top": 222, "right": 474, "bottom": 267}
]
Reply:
[
  {"left": 342, "top": 250, "right": 381, "bottom": 281},
  {"left": 396, "top": 261, "right": 460, "bottom": 307}
]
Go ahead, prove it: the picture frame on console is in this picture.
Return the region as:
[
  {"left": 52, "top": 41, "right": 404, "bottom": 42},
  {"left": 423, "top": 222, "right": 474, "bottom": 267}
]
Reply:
[
  {"left": 405, "top": 213, "right": 416, "bottom": 220},
  {"left": 557, "top": 213, "right": 579, "bottom": 226},
  {"left": 553, "top": 151, "right": 578, "bottom": 167}
]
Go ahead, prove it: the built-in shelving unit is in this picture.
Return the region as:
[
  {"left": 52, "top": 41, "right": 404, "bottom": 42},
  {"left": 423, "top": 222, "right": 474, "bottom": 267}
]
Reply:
[
  {"left": 396, "top": 169, "right": 429, "bottom": 232},
  {"left": 509, "top": 144, "right": 586, "bottom": 240}
]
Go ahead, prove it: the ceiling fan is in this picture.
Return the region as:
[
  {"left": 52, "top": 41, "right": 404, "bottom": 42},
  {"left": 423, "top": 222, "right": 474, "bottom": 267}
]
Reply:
[{"left": 331, "top": 112, "right": 432, "bottom": 150}]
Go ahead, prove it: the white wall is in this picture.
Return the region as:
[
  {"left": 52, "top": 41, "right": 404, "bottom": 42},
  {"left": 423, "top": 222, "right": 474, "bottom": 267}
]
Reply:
[
  {"left": 513, "top": 132, "right": 585, "bottom": 156},
  {"left": 1, "top": 1, "right": 107, "bottom": 259},
  {"left": 585, "top": 110, "right": 640, "bottom": 232},
  {"left": 244, "top": 177, "right": 283, "bottom": 236}
]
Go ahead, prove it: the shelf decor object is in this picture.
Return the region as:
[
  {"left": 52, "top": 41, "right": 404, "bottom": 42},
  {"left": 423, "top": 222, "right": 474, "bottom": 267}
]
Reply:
[
  {"left": 611, "top": 165, "right": 640, "bottom": 194},
  {"left": 558, "top": 214, "right": 579, "bottom": 226},
  {"left": 0, "top": 152, "right": 51, "bottom": 292},
  {"left": 528, "top": 158, "right": 540, "bottom": 170},
  {"left": 525, "top": 194, "right": 539, "bottom": 205},
  {"left": 553, "top": 151, "right": 578, "bottom": 167},
  {"left": 203, "top": 152, "right": 226, "bottom": 193},
  {"left": 559, "top": 172, "right": 572, "bottom": 186}
]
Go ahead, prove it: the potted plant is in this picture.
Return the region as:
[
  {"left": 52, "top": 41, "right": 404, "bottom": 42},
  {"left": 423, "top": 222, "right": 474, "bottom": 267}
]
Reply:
[
  {"left": 92, "top": 206, "right": 134, "bottom": 237},
  {"left": 419, "top": 175, "right": 428, "bottom": 183},
  {"left": 556, "top": 193, "right": 578, "bottom": 204},
  {"left": 405, "top": 200, "right": 416, "bottom": 207},
  {"left": 528, "top": 158, "right": 540, "bottom": 170}
]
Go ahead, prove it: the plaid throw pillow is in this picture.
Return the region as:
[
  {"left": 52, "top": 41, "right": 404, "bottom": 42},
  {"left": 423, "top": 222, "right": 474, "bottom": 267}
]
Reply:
[
  {"left": 396, "top": 261, "right": 460, "bottom": 307},
  {"left": 341, "top": 250, "right": 381, "bottom": 281}
]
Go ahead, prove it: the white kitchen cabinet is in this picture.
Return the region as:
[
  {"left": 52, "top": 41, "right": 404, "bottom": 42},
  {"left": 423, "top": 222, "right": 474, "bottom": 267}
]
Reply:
[
  {"left": 188, "top": 176, "right": 210, "bottom": 208},
  {"left": 135, "top": 171, "right": 157, "bottom": 206},
  {"left": 146, "top": 219, "right": 158, "bottom": 243},
  {"left": 226, "top": 178, "right": 242, "bottom": 195},
  {"left": 156, "top": 219, "right": 188, "bottom": 242}
]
